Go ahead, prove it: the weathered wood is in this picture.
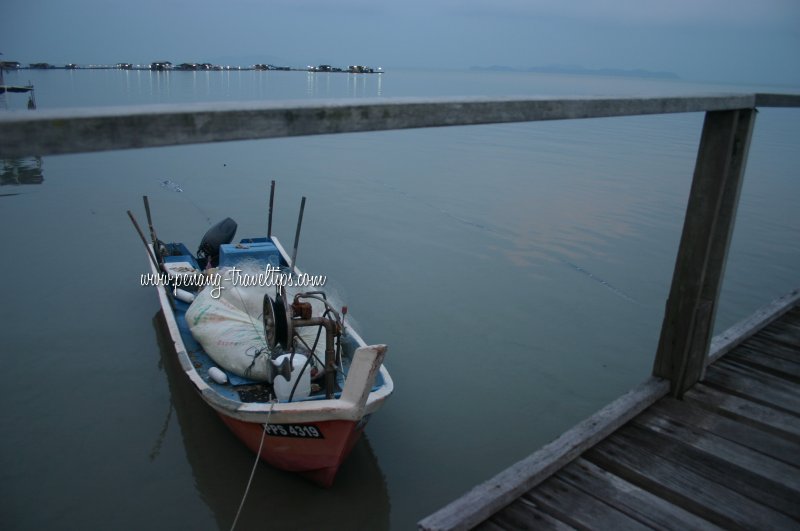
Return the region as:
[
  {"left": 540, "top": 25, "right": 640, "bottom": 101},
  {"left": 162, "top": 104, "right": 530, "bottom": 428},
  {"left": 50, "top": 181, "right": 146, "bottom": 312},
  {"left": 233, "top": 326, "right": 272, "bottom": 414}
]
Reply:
[
  {"left": 707, "top": 289, "right": 800, "bottom": 365},
  {"left": 524, "top": 476, "right": 651, "bottom": 530},
  {"left": 684, "top": 383, "right": 800, "bottom": 441},
  {"left": 761, "top": 321, "right": 800, "bottom": 348},
  {"left": 0, "top": 94, "right": 766, "bottom": 157},
  {"left": 478, "top": 498, "right": 575, "bottom": 531},
  {"left": 728, "top": 347, "right": 800, "bottom": 381},
  {"left": 633, "top": 411, "right": 800, "bottom": 504},
  {"left": 743, "top": 335, "right": 800, "bottom": 363},
  {"left": 704, "top": 361, "right": 800, "bottom": 414},
  {"left": 618, "top": 424, "right": 800, "bottom": 516},
  {"left": 417, "top": 377, "right": 669, "bottom": 531},
  {"left": 557, "top": 458, "right": 722, "bottom": 530},
  {"left": 586, "top": 429, "right": 799, "bottom": 530},
  {"left": 650, "top": 398, "right": 800, "bottom": 467},
  {"left": 653, "top": 109, "right": 756, "bottom": 397}
]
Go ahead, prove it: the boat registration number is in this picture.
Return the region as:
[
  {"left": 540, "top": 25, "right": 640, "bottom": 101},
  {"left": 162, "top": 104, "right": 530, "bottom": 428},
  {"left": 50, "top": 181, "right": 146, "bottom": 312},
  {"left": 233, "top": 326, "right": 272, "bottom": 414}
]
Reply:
[{"left": 265, "top": 423, "right": 324, "bottom": 439}]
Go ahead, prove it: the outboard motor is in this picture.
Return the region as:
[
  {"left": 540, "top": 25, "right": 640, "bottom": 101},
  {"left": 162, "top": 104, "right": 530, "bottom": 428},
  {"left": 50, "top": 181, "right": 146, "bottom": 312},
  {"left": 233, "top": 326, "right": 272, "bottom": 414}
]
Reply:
[{"left": 197, "top": 217, "right": 237, "bottom": 268}]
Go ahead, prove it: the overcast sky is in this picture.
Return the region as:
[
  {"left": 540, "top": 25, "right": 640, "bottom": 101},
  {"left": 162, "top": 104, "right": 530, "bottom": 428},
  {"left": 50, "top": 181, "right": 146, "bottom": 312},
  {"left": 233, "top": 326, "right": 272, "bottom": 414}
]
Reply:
[{"left": 2, "top": 0, "right": 798, "bottom": 85}]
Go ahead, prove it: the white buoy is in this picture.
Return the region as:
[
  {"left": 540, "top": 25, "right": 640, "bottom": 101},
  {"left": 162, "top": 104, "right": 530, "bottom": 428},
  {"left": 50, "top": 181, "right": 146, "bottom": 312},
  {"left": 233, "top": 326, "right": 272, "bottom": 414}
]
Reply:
[
  {"left": 208, "top": 366, "right": 228, "bottom": 385},
  {"left": 272, "top": 354, "right": 311, "bottom": 401}
]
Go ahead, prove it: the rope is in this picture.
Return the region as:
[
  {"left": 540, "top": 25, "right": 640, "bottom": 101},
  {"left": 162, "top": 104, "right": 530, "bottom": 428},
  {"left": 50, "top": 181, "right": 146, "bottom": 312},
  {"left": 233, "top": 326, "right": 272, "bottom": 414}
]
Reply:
[{"left": 230, "top": 399, "right": 276, "bottom": 531}]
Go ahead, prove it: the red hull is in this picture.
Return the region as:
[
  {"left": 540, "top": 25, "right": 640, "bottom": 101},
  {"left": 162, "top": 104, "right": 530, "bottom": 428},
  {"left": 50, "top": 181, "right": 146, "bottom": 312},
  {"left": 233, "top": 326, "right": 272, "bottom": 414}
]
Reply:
[{"left": 219, "top": 414, "right": 366, "bottom": 487}]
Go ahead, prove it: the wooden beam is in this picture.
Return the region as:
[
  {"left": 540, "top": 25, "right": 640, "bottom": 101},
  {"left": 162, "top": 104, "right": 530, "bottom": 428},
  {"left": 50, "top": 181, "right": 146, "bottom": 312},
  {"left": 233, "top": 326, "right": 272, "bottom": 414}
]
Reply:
[
  {"left": 0, "top": 94, "right": 761, "bottom": 157},
  {"left": 417, "top": 377, "right": 669, "bottom": 531},
  {"left": 754, "top": 93, "right": 800, "bottom": 107},
  {"left": 653, "top": 108, "right": 756, "bottom": 397}
]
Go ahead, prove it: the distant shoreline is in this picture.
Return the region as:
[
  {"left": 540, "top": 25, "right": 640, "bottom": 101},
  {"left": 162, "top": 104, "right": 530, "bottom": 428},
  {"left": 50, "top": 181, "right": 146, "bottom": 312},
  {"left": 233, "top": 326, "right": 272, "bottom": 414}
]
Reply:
[{"left": 0, "top": 61, "right": 383, "bottom": 74}]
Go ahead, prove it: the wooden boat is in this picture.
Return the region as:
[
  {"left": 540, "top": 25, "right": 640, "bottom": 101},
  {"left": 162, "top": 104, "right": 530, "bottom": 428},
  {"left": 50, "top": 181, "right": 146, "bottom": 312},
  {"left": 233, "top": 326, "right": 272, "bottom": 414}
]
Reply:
[{"left": 131, "top": 191, "right": 393, "bottom": 487}]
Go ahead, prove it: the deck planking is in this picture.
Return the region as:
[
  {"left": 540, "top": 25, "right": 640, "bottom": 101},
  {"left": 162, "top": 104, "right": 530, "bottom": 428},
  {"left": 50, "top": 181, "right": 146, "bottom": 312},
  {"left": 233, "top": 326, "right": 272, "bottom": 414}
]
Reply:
[{"left": 424, "top": 302, "right": 800, "bottom": 530}]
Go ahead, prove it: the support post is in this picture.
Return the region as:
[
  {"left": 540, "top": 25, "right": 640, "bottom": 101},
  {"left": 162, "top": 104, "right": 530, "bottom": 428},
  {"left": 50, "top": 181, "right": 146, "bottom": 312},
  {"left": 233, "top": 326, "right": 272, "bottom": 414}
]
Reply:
[{"left": 653, "top": 108, "right": 756, "bottom": 397}]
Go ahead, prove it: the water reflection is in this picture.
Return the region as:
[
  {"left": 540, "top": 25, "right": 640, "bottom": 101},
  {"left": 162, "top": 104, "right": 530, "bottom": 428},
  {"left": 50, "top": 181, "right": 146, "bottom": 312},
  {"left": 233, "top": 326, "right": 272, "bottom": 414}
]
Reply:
[
  {"left": 152, "top": 312, "right": 390, "bottom": 530},
  {"left": 1, "top": 156, "right": 44, "bottom": 186}
]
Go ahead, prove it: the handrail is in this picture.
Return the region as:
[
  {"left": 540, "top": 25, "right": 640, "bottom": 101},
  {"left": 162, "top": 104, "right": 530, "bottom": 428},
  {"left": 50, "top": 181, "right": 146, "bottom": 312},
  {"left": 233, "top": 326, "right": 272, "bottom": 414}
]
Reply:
[{"left": 1, "top": 93, "right": 798, "bottom": 157}]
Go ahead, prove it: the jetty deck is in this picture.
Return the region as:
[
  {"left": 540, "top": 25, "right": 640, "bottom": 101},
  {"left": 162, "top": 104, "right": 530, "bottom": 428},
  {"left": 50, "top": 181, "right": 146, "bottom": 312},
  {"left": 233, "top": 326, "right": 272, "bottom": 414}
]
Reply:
[{"left": 455, "top": 300, "right": 800, "bottom": 530}]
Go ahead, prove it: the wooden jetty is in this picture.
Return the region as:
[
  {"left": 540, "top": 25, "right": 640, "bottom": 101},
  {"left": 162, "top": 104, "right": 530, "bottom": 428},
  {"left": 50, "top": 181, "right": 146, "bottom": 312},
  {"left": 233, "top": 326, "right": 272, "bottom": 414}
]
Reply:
[
  {"left": 1, "top": 91, "right": 799, "bottom": 530},
  {"left": 420, "top": 291, "right": 800, "bottom": 530}
]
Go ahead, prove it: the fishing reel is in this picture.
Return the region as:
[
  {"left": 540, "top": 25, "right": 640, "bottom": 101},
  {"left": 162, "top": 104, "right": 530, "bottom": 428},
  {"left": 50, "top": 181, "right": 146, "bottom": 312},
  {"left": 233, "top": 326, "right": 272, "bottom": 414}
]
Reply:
[
  {"left": 262, "top": 288, "right": 345, "bottom": 398},
  {"left": 263, "top": 286, "right": 293, "bottom": 352}
]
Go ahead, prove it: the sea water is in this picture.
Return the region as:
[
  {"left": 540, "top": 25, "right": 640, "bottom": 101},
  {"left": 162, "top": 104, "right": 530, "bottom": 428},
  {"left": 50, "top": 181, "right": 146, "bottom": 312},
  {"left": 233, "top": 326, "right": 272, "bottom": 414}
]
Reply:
[{"left": 1, "top": 67, "right": 798, "bottom": 530}]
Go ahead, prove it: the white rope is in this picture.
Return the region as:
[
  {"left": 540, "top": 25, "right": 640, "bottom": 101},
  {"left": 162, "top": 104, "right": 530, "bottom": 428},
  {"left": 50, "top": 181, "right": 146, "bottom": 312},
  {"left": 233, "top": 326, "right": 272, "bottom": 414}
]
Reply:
[{"left": 230, "top": 399, "right": 276, "bottom": 531}]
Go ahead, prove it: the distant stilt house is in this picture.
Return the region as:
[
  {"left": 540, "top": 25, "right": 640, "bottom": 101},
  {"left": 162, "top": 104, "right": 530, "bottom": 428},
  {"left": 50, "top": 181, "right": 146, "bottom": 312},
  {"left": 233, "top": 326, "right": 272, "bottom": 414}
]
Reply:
[
  {"left": 348, "top": 65, "right": 379, "bottom": 73},
  {"left": 150, "top": 61, "right": 172, "bottom": 71}
]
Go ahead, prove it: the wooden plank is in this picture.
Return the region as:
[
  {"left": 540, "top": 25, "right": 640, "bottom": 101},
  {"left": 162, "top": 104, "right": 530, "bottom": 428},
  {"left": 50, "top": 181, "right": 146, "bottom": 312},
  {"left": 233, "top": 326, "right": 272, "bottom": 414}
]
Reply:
[
  {"left": 478, "top": 498, "right": 576, "bottom": 531},
  {"left": 633, "top": 411, "right": 800, "bottom": 503},
  {"left": 760, "top": 321, "right": 800, "bottom": 348},
  {"left": 557, "top": 458, "right": 722, "bottom": 530},
  {"left": 684, "top": 383, "right": 800, "bottom": 442},
  {"left": 417, "top": 377, "right": 669, "bottom": 531},
  {"left": 742, "top": 335, "right": 800, "bottom": 364},
  {"left": 707, "top": 289, "right": 800, "bottom": 365},
  {"left": 524, "top": 475, "right": 652, "bottom": 531},
  {"left": 649, "top": 398, "right": 800, "bottom": 467},
  {"left": 0, "top": 95, "right": 762, "bottom": 157},
  {"left": 653, "top": 109, "right": 756, "bottom": 397},
  {"left": 586, "top": 429, "right": 800, "bottom": 530},
  {"left": 717, "top": 357, "right": 800, "bottom": 392},
  {"left": 725, "top": 348, "right": 800, "bottom": 382},
  {"left": 619, "top": 424, "right": 800, "bottom": 518},
  {"left": 704, "top": 362, "right": 800, "bottom": 414}
]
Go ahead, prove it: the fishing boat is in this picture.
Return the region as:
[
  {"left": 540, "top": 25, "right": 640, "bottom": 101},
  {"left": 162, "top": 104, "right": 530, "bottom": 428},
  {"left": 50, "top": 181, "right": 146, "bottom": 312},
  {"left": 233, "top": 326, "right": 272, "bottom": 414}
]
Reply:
[{"left": 130, "top": 185, "right": 393, "bottom": 487}]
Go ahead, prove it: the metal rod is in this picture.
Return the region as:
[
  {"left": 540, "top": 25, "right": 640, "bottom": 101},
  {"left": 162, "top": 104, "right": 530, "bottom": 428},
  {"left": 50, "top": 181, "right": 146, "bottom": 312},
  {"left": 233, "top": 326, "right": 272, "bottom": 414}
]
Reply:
[
  {"left": 289, "top": 196, "right": 306, "bottom": 275},
  {"left": 267, "top": 180, "right": 275, "bottom": 238}
]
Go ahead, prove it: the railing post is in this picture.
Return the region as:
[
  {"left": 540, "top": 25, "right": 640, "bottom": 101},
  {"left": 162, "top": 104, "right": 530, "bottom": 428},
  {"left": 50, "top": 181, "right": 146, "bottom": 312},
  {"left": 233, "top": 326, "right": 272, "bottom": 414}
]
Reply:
[{"left": 653, "top": 108, "right": 756, "bottom": 397}]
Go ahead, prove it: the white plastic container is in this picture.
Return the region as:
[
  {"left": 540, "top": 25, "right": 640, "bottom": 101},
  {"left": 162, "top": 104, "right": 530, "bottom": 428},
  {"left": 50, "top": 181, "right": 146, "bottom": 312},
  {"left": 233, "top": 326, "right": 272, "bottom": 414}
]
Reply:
[
  {"left": 272, "top": 354, "right": 311, "bottom": 402},
  {"left": 208, "top": 366, "right": 228, "bottom": 385}
]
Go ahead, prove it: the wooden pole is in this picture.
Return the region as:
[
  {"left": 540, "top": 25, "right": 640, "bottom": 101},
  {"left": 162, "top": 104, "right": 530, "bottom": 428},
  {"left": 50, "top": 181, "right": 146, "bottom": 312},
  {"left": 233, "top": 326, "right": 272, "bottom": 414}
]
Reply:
[{"left": 653, "top": 108, "right": 756, "bottom": 397}]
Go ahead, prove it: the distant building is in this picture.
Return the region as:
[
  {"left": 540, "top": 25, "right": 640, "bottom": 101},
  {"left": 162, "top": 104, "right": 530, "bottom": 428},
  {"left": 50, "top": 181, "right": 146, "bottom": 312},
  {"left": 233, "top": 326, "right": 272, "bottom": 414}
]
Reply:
[
  {"left": 150, "top": 61, "right": 172, "bottom": 71},
  {"left": 116, "top": 63, "right": 133, "bottom": 70},
  {"left": 65, "top": 63, "right": 78, "bottom": 69},
  {"left": 348, "top": 65, "right": 376, "bottom": 73},
  {"left": 0, "top": 61, "right": 21, "bottom": 70},
  {"left": 29, "top": 62, "right": 53, "bottom": 69}
]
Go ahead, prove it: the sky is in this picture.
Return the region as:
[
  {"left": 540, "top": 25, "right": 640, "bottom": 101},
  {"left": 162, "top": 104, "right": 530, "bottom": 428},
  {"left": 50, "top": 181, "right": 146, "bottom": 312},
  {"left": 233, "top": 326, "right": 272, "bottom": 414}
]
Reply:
[{"left": 2, "top": 0, "right": 799, "bottom": 86}]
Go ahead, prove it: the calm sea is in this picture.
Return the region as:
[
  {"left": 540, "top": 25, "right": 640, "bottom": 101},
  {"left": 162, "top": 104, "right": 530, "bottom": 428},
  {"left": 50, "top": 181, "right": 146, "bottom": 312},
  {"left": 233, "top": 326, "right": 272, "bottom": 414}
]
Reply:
[{"left": 1, "top": 68, "right": 798, "bottom": 530}]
